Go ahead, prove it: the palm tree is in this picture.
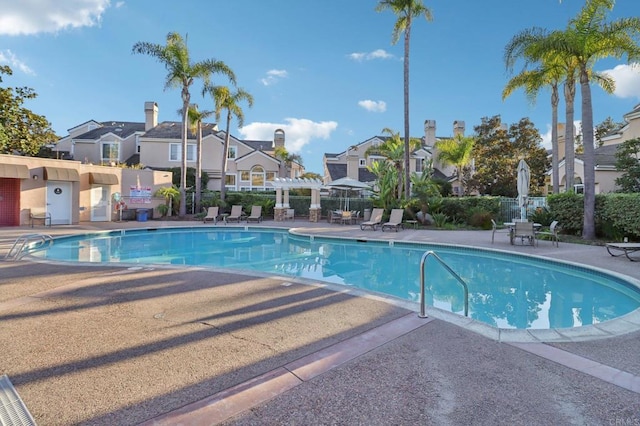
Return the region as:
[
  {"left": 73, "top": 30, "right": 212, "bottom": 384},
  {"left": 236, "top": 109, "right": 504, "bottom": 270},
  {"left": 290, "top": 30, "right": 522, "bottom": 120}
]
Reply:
[
  {"left": 523, "top": 0, "right": 639, "bottom": 239},
  {"left": 375, "top": 0, "right": 433, "bottom": 201},
  {"left": 365, "top": 128, "right": 421, "bottom": 199},
  {"left": 434, "top": 133, "right": 475, "bottom": 195},
  {"left": 132, "top": 32, "right": 236, "bottom": 216},
  {"left": 205, "top": 85, "right": 253, "bottom": 202},
  {"left": 503, "top": 41, "right": 565, "bottom": 194},
  {"left": 186, "top": 104, "right": 213, "bottom": 213},
  {"left": 274, "top": 145, "right": 303, "bottom": 178}
]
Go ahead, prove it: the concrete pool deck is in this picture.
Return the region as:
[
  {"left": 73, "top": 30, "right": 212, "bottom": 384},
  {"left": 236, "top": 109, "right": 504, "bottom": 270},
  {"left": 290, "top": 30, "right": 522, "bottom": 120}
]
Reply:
[{"left": 0, "top": 219, "right": 639, "bottom": 425}]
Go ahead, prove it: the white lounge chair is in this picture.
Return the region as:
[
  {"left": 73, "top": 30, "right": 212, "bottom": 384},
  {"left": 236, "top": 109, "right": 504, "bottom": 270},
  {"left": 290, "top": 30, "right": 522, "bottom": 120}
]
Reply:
[
  {"left": 203, "top": 206, "right": 220, "bottom": 224},
  {"left": 606, "top": 242, "right": 640, "bottom": 261},
  {"left": 226, "top": 205, "right": 245, "bottom": 223},
  {"left": 360, "top": 208, "right": 384, "bottom": 230},
  {"left": 247, "top": 205, "right": 263, "bottom": 223},
  {"left": 381, "top": 208, "right": 405, "bottom": 232}
]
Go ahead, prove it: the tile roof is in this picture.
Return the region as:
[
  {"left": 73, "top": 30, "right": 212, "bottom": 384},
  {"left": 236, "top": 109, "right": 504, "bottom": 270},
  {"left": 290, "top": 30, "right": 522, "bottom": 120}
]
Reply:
[
  {"left": 142, "top": 121, "right": 218, "bottom": 139},
  {"left": 75, "top": 121, "right": 145, "bottom": 140}
]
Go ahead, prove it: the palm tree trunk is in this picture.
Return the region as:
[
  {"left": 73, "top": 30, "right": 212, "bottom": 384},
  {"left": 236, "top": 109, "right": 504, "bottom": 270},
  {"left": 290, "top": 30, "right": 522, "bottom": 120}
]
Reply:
[
  {"left": 564, "top": 81, "right": 575, "bottom": 193},
  {"left": 195, "top": 121, "right": 202, "bottom": 214},
  {"left": 403, "top": 22, "right": 411, "bottom": 201},
  {"left": 220, "top": 111, "right": 232, "bottom": 202},
  {"left": 180, "top": 95, "right": 189, "bottom": 217},
  {"left": 580, "top": 69, "right": 596, "bottom": 240},
  {"left": 551, "top": 85, "right": 559, "bottom": 194}
]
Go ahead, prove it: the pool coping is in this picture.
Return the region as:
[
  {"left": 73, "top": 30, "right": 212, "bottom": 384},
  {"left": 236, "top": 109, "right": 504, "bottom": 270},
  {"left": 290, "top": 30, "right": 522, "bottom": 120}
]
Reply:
[{"left": 20, "top": 224, "right": 640, "bottom": 344}]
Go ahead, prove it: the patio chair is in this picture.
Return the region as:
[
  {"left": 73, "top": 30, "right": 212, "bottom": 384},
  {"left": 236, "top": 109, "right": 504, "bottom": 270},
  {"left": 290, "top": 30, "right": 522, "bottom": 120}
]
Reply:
[
  {"left": 513, "top": 221, "right": 535, "bottom": 246},
  {"left": 491, "top": 219, "right": 510, "bottom": 244},
  {"left": 203, "top": 206, "right": 220, "bottom": 224},
  {"left": 247, "top": 205, "right": 263, "bottom": 223},
  {"left": 226, "top": 205, "right": 245, "bottom": 223},
  {"left": 340, "top": 210, "right": 353, "bottom": 225},
  {"left": 360, "top": 208, "right": 384, "bottom": 230},
  {"left": 285, "top": 208, "right": 295, "bottom": 221},
  {"left": 381, "top": 208, "right": 405, "bottom": 232},
  {"left": 329, "top": 210, "right": 343, "bottom": 224},
  {"left": 535, "top": 220, "right": 560, "bottom": 247}
]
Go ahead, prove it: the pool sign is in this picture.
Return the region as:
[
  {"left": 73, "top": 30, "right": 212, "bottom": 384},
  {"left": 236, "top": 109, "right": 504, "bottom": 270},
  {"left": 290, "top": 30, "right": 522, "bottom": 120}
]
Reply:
[{"left": 130, "top": 186, "right": 152, "bottom": 204}]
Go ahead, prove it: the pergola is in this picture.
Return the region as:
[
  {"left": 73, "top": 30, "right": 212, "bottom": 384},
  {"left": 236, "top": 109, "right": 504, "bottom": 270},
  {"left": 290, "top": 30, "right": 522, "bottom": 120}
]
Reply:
[{"left": 268, "top": 177, "right": 324, "bottom": 222}]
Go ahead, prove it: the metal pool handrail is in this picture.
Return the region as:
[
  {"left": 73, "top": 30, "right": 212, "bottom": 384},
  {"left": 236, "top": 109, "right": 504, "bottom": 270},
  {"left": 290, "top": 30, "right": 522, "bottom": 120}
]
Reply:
[
  {"left": 6, "top": 234, "right": 53, "bottom": 260},
  {"left": 419, "top": 250, "right": 469, "bottom": 318}
]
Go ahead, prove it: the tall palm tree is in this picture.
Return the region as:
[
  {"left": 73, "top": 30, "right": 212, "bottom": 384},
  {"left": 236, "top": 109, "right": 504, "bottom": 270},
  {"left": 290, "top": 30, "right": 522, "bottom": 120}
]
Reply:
[
  {"left": 503, "top": 43, "right": 564, "bottom": 194},
  {"left": 205, "top": 85, "right": 253, "bottom": 202},
  {"left": 528, "top": 0, "right": 639, "bottom": 239},
  {"left": 132, "top": 32, "right": 236, "bottom": 216},
  {"left": 274, "top": 145, "right": 303, "bottom": 178},
  {"left": 187, "top": 104, "right": 213, "bottom": 213},
  {"left": 434, "top": 133, "right": 475, "bottom": 195},
  {"left": 375, "top": 0, "right": 433, "bottom": 200}
]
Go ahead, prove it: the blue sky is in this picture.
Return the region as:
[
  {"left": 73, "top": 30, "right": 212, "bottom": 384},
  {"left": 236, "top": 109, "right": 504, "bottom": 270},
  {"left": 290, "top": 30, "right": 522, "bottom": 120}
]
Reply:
[{"left": 1, "top": 0, "right": 639, "bottom": 174}]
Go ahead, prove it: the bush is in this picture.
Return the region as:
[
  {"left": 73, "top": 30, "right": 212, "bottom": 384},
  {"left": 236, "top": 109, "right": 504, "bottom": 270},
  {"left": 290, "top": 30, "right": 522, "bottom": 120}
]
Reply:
[
  {"left": 467, "top": 206, "right": 493, "bottom": 229},
  {"left": 439, "top": 196, "right": 500, "bottom": 225},
  {"left": 600, "top": 193, "right": 640, "bottom": 240},
  {"left": 529, "top": 206, "right": 554, "bottom": 227},
  {"left": 547, "top": 193, "right": 583, "bottom": 235}
]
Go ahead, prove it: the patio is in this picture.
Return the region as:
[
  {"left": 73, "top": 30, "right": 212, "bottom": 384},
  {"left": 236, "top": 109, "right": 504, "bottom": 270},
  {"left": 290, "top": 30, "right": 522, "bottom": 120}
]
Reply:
[{"left": 0, "top": 220, "right": 639, "bottom": 425}]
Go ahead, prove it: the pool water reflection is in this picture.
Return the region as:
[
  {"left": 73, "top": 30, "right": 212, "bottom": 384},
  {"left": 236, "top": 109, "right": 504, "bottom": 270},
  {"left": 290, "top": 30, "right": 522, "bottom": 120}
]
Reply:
[{"left": 31, "top": 227, "right": 640, "bottom": 330}]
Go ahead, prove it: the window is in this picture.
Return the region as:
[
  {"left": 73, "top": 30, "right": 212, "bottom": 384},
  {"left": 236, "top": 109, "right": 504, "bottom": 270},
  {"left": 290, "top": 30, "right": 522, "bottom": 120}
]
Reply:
[
  {"left": 169, "top": 143, "right": 196, "bottom": 162},
  {"left": 415, "top": 158, "right": 424, "bottom": 173},
  {"left": 135, "top": 135, "right": 140, "bottom": 153},
  {"left": 227, "top": 146, "right": 237, "bottom": 159},
  {"left": 101, "top": 142, "right": 119, "bottom": 163},
  {"left": 225, "top": 175, "right": 236, "bottom": 185},
  {"left": 251, "top": 166, "right": 265, "bottom": 187},
  {"left": 359, "top": 158, "right": 366, "bottom": 167},
  {"left": 266, "top": 171, "right": 276, "bottom": 181},
  {"left": 240, "top": 171, "right": 250, "bottom": 181}
]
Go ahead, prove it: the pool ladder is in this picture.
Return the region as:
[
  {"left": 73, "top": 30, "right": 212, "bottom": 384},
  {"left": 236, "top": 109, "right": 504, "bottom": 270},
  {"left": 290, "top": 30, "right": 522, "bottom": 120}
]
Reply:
[
  {"left": 5, "top": 234, "right": 53, "bottom": 260},
  {"left": 419, "top": 250, "right": 469, "bottom": 318}
]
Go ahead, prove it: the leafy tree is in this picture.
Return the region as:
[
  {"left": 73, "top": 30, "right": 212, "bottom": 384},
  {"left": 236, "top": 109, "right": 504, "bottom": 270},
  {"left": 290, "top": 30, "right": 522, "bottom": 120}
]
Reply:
[
  {"left": 469, "top": 116, "right": 549, "bottom": 197},
  {"left": 367, "top": 159, "right": 399, "bottom": 210},
  {"left": 205, "top": 85, "right": 253, "bottom": 202},
  {"left": 595, "top": 116, "right": 625, "bottom": 147},
  {"left": 133, "top": 32, "right": 236, "bottom": 216},
  {"left": 615, "top": 137, "right": 640, "bottom": 193},
  {"left": 434, "top": 133, "right": 475, "bottom": 195},
  {"left": 375, "top": 0, "right": 433, "bottom": 200},
  {"left": 410, "top": 170, "right": 441, "bottom": 223},
  {"left": 0, "top": 65, "right": 57, "bottom": 155}
]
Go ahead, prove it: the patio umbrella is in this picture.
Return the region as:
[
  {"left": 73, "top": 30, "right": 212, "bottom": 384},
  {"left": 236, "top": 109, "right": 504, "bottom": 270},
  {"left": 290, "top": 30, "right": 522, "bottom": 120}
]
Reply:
[
  {"left": 326, "top": 177, "right": 371, "bottom": 211},
  {"left": 517, "top": 159, "right": 530, "bottom": 221}
]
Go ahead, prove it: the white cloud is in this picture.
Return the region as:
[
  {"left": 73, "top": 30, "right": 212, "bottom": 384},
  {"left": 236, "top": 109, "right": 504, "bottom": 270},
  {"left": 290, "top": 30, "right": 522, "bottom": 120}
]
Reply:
[
  {"left": 358, "top": 100, "right": 386, "bottom": 113},
  {"left": 0, "top": 50, "right": 35, "bottom": 75},
  {"left": 115, "top": 1, "right": 125, "bottom": 8},
  {"left": 0, "top": 0, "right": 110, "bottom": 35},
  {"left": 348, "top": 49, "right": 394, "bottom": 61},
  {"left": 260, "top": 69, "right": 288, "bottom": 86},
  {"left": 239, "top": 118, "right": 338, "bottom": 153},
  {"left": 602, "top": 63, "right": 640, "bottom": 99}
]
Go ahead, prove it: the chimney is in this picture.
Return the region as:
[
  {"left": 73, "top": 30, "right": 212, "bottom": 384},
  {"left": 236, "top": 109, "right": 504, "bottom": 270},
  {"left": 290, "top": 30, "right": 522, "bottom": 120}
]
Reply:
[
  {"left": 453, "top": 120, "right": 465, "bottom": 136},
  {"left": 347, "top": 153, "right": 359, "bottom": 180},
  {"left": 424, "top": 120, "right": 436, "bottom": 147},
  {"left": 144, "top": 101, "right": 158, "bottom": 131},
  {"left": 274, "top": 128, "right": 285, "bottom": 148}
]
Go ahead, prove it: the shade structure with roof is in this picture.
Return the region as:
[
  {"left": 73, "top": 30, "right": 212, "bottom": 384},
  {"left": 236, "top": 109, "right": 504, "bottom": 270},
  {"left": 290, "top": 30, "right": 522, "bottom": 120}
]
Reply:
[
  {"left": 325, "top": 177, "right": 371, "bottom": 211},
  {"left": 517, "top": 159, "right": 530, "bottom": 221}
]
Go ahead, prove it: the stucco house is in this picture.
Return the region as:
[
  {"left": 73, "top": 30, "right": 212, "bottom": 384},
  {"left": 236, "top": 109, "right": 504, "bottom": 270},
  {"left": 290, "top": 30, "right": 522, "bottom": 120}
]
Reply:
[
  {"left": 55, "top": 102, "right": 304, "bottom": 192},
  {"left": 549, "top": 103, "right": 640, "bottom": 194},
  {"left": 323, "top": 119, "right": 463, "bottom": 192}
]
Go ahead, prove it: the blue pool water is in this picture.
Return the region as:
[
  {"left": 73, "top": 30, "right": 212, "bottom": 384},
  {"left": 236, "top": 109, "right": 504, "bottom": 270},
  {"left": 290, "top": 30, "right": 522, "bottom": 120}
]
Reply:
[{"left": 30, "top": 227, "right": 640, "bottom": 330}]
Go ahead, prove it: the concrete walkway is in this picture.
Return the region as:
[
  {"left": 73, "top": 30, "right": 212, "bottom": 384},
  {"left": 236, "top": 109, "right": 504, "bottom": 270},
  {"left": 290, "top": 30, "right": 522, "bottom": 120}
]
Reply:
[{"left": 0, "top": 219, "right": 639, "bottom": 425}]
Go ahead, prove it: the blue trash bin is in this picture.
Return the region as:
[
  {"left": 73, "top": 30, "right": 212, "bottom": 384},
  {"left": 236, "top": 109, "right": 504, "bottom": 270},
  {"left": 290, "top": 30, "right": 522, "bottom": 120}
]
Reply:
[{"left": 136, "top": 209, "right": 148, "bottom": 222}]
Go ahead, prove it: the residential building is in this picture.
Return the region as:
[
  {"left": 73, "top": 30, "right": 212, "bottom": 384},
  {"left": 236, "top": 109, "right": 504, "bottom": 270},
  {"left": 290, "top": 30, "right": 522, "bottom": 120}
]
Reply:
[
  {"left": 55, "top": 102, "right": 304, "bottom": 192},
  {"left": 548, "top": 103, "right": 640, "bottom": 194},
  {"left": 323, "top": 120, "right": 464, "bottom": 191}
]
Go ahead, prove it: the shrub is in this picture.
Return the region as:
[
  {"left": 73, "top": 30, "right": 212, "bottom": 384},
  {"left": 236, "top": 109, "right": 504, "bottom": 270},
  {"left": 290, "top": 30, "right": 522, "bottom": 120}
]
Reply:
[
  {"left": 432, "top": 212, "right": 449, "bottom": 227},
  {"left": 467, "top": 206, "right": 493, "bottom": 229},
  {"left": 529, "top": 206, "right": 554, "bottom": 227}
]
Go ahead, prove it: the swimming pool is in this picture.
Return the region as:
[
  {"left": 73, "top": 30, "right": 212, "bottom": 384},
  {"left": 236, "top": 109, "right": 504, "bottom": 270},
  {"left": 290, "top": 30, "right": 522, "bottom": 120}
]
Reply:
[{"left": 28, "top": 227, "right": 640, "bottom": 331}]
